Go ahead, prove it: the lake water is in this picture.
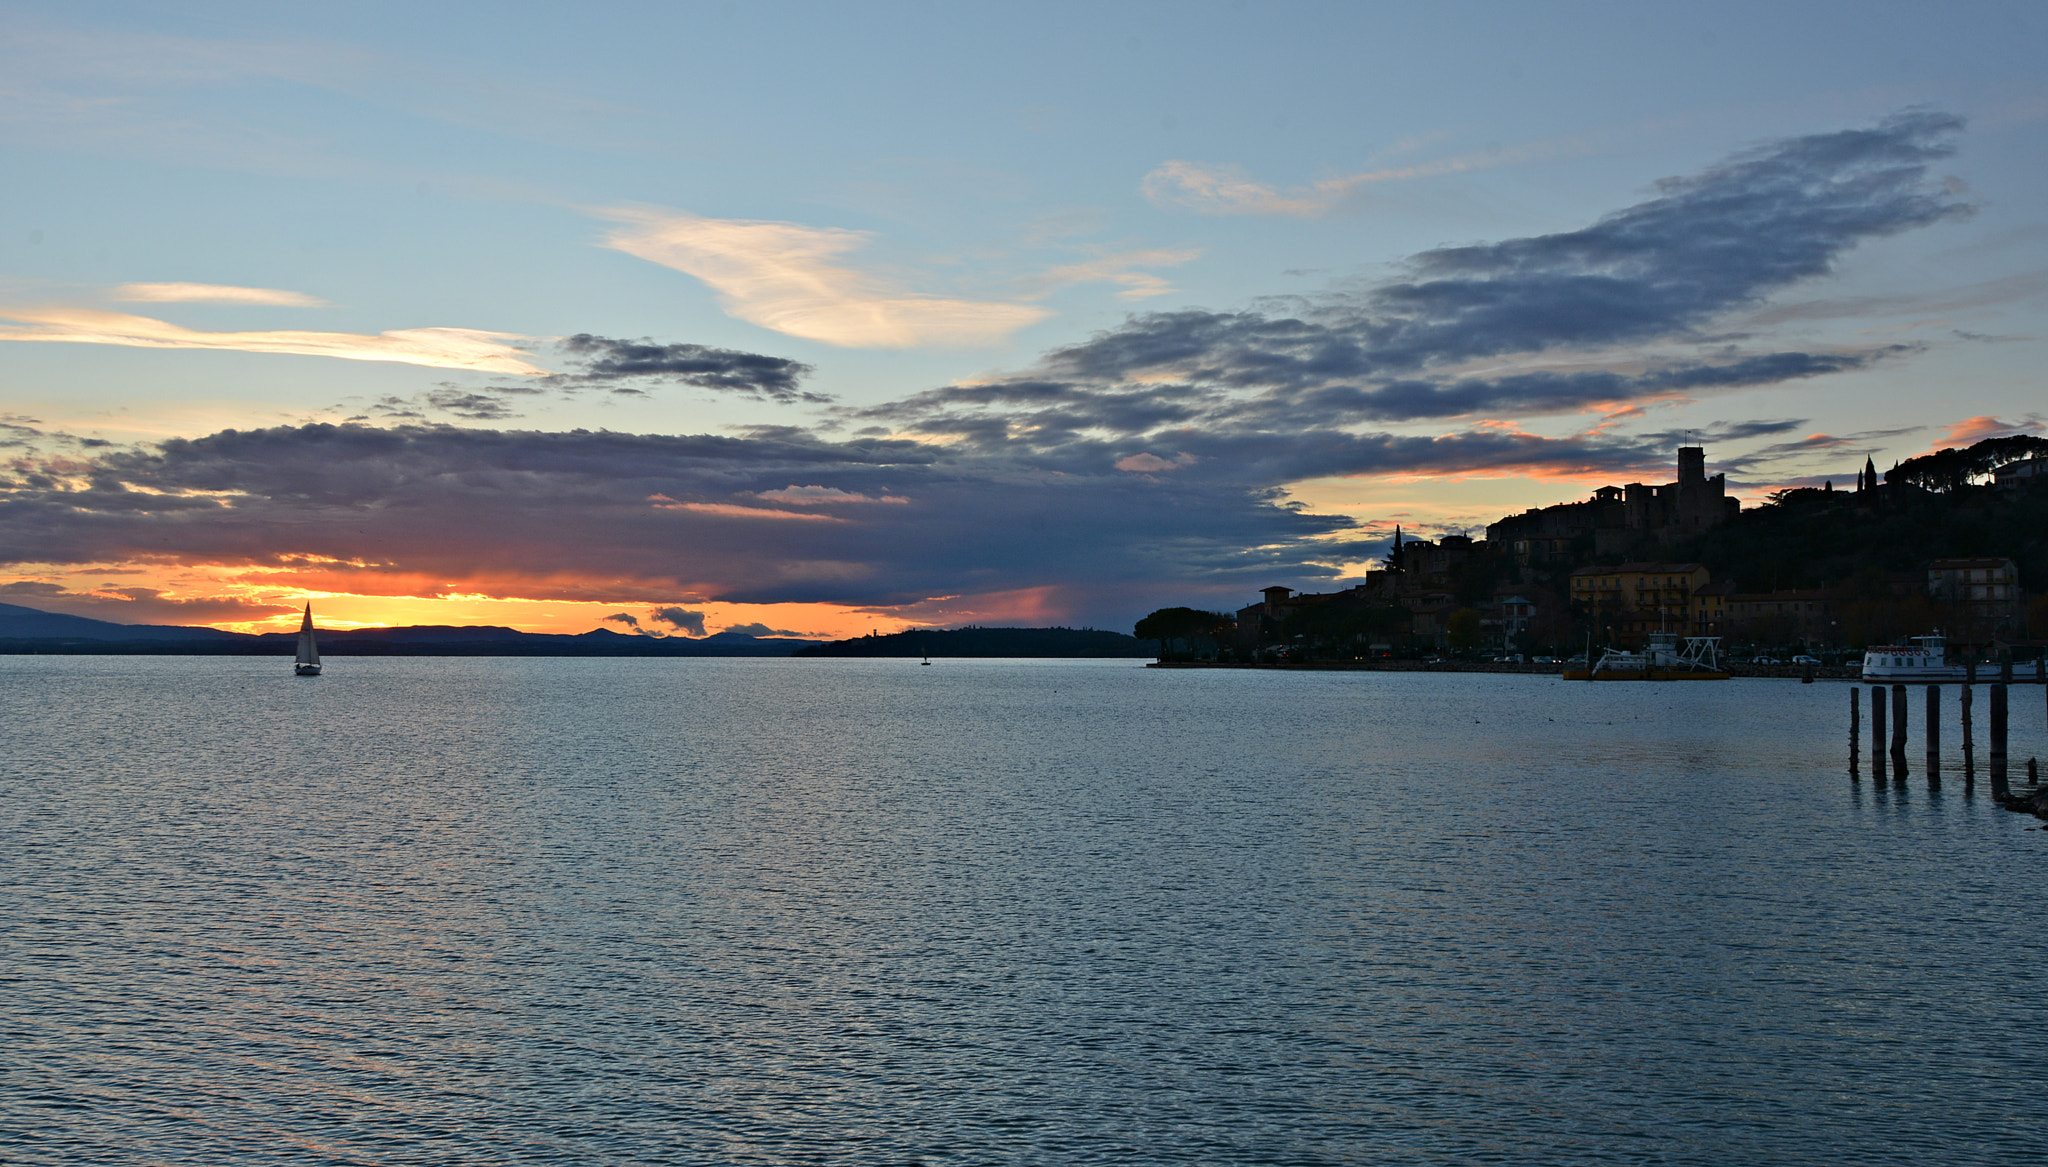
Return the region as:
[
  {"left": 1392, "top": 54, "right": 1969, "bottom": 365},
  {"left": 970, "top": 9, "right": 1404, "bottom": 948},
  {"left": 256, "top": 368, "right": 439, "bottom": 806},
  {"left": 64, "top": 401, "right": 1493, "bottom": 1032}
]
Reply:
[{"left": 3, "top": 656, "right": 2044, "bottom": 1165}]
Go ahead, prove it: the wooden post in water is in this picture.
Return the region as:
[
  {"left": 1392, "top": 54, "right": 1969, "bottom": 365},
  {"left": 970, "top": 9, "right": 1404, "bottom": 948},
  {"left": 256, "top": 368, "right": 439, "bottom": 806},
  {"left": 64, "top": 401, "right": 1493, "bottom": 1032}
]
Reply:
[
  {"left": 1989, "top": 683, "right": 2009, "bottom": 796},
  {"left": 1891, "top": 683, "right": 1909, "bottom": 775},
  {"left": 1850, "top": 686, "right": 1861, "bottom": 776},
  {"left": 1872, "top": 686, "right": 1887, "bottom": 780},
  {"left": 1961, "top": 683, "right": 1976, "bottom": 784},
  {"left": 1926, "top": 684, "right": 1941, "bottom": 782}
]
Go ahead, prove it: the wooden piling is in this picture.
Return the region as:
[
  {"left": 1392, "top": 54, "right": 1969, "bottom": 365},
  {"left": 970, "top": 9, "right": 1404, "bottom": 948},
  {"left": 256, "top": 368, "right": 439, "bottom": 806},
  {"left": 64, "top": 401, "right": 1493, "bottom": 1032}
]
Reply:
[
  {"left": 1850, "top": 686, "right": 1861, "bottom": 752},
  {"left": 1891, "top": 684, "right": 1908, "bottom": 754},
  {"left": 1961, "top": 683, "right": 1976, "bottom": 784},
  {"left": 1872, "top": 686, "right": 1887, "bottom": 779},
  {"left": 1926, "top": 684, "right": 1940, "bottom": 781},
  {"left": 1891, "top": 684, "right": 1909, "bottom": 778},
  {"left": 1989, "top": 683, "right": 2009, "bottom": 796}
]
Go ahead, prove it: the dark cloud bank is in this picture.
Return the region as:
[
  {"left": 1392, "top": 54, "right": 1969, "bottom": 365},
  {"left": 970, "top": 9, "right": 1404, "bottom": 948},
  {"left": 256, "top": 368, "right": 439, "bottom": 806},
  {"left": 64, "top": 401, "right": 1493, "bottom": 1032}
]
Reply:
[{"left": 1, "top": 114, "right": 1974, "bottom": 622}]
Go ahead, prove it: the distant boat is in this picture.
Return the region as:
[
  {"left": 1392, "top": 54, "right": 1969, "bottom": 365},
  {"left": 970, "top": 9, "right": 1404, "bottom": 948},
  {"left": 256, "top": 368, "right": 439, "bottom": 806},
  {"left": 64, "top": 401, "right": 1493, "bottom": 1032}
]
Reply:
[
  {"left": 1862, "top": 633, "right": 1967, "bottom": 682},
  {"left": 294, "top": 604, "right": 322, "bottom": 676},
  {"left": 1563, "top": 632, "right": 1729, "bottom": 681}
]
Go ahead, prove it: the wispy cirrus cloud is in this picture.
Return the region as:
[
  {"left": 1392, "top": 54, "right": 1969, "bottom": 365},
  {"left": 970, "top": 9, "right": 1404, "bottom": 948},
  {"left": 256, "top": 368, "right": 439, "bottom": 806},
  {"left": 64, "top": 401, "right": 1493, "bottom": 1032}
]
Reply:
[
  {"left": 650, "top": 495, "right": 842, "bottom": 522},
  {"left": 1016, "top": 247, "right": 1203, "bottom": 301},
  {"left": 597, "top": 205, "right": 1052, "bottom": 348},
  {"left": 756, "top": 485, "right": 909, "bottom": 505},
  {"left": 0, "top": 305, "right": 546, "bottom": 374},
  {"left": 110, "top": 282, "right": 328, "bottom": 307},
  {"left": 1142, "top": 134, "right": 1592, "bottom": 217}
]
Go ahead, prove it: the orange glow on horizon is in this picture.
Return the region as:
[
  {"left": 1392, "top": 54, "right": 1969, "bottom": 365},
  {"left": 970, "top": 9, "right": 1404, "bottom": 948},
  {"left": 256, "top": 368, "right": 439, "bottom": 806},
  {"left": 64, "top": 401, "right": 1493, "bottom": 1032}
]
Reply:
[
  {"left": 210, "top": 593, "right": 907, "bottom": 639},
  {"left": 0, "top": 561, "right": 1079, "bottom": 641}
]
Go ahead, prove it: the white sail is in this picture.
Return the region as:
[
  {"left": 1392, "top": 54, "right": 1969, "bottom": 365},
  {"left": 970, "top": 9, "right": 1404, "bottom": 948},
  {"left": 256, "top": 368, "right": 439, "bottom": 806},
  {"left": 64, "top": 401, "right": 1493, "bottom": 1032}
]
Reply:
[{"left": 295, "top": 604, "right": 321, "bottom": 666}]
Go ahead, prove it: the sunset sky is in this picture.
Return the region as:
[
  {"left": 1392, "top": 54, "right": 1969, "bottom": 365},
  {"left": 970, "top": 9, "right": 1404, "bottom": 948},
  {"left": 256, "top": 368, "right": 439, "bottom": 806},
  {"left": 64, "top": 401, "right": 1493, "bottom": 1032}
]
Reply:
[{"left": 4, "top": 1, "right": 2046, "bottom": 637}]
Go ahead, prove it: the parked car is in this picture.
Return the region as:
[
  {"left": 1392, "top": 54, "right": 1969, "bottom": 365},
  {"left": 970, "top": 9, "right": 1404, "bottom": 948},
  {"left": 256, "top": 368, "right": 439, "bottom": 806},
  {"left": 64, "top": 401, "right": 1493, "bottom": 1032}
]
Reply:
[{"left": 1791, "top": 654, "right": 1821, "bottom": 665}]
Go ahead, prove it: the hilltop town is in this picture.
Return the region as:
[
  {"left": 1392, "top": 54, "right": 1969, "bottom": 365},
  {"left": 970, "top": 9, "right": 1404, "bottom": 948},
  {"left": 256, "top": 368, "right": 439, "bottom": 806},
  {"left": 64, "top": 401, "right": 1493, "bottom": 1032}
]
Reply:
[{"left": 1137, "top": 433, "right": 2048, "bottom": 664}]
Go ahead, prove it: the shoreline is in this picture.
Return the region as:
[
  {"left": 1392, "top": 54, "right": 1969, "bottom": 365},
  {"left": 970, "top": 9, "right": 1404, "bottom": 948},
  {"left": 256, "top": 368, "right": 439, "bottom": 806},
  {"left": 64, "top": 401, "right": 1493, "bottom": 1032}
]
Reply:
[{"left": 1147, "top": 659, "right": 1873, "bottom": 680}]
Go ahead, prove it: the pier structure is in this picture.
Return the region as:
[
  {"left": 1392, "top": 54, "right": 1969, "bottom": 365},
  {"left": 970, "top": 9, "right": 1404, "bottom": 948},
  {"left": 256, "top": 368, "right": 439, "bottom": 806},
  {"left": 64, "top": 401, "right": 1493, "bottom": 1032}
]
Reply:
[{"left": 1845, "top": 667, "right": 2045, "bottom": 817}]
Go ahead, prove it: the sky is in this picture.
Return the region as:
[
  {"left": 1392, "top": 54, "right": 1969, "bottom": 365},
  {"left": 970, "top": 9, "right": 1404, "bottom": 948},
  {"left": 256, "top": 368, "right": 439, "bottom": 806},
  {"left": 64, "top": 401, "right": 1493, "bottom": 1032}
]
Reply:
[{"left": 2, "top": 1, "right": 2045, "bottom": 638}]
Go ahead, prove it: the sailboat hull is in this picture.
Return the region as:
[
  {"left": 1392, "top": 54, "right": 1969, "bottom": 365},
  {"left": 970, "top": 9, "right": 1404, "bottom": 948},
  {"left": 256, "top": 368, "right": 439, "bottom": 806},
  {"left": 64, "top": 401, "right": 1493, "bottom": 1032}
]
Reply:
[{"left": 295, "top": 663, "right": 321, "bottom": 676}]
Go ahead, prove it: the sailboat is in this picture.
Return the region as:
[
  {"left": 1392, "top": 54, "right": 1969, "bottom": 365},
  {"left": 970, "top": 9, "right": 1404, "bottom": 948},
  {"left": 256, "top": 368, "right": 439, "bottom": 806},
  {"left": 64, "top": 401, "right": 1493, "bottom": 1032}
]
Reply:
[{"left": 294, "top": 604, "right": 322, "bottom": 676}]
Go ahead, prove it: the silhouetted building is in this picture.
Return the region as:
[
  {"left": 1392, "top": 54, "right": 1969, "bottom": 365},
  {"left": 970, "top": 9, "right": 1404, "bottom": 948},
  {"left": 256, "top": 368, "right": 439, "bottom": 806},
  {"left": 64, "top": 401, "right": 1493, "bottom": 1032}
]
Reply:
[
  {"left": 1994, "top": 455, "right": 2048, "bottom": 489},
  {"left": 1927, "top": 558, "right": 2020, "bottom": 644},
  {"left": 1725, "top": 590, "right": 1835, "bottom": 647},
  {"left": 1488, "top": 446, "right": 1738, "bottom": 563},
  {"left": 1481, "top": 594, "right": 1536, "bottom": 652},
  {"left": 1390, "top": 533, "right": 1478, "bottom": 588}
]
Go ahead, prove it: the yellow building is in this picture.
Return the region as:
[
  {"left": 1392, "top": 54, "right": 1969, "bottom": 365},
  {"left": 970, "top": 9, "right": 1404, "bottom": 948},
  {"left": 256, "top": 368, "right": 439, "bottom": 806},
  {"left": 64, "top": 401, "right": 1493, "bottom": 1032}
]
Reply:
[
  {"left": 1692, "top": 580, "right": 1735, "bottom": 636},
  {"left": 1570, "top": 562, "right": 1713, "bottom": 640}
]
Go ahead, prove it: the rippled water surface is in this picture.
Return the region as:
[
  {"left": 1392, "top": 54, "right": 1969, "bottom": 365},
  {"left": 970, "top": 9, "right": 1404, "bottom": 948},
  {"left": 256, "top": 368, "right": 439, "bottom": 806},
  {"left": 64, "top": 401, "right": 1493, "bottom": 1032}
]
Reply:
[{"left": 4, "top": 656, "right": 2045, "bottom": 1164}]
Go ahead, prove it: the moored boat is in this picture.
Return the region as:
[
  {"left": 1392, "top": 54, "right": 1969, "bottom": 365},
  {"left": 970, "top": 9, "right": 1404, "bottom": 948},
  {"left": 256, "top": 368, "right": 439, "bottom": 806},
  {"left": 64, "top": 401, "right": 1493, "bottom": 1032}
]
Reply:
[
  {"left": 1861, "top": 633, "right": 1966, "bottom": 682},
  {"left": 1564, "top": 631, "right": 1730, "bottom": 681}
]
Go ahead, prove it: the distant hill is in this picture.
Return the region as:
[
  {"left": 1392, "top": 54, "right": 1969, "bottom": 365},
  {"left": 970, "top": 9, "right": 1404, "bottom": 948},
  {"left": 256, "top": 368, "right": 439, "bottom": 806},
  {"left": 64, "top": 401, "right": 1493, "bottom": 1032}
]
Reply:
[
  {"left": 796, "top": 626, "right": 1150, "bottom": 658},
  {"left": 0, "top": 602, "right": 245, "bottom": 641},
  {"left": 0, "top": 601, "right": 821, "bottom": 656},
  {"left": 290, "top": 627, "right": 820, "bottom": 657},
  {"left": 1667, "top": 473, "right": 2048, "bottom": 593}
]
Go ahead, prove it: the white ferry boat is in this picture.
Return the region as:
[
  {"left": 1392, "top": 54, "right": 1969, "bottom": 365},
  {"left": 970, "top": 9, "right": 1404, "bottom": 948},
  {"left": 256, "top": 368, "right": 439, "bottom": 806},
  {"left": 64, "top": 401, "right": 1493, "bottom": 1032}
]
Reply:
[
  {"left": 1565, "top": 631, "right": 1730, "bottom": 681},
  {"left": 1861, "top": 633, "right": 1967, "bottom": 682}
]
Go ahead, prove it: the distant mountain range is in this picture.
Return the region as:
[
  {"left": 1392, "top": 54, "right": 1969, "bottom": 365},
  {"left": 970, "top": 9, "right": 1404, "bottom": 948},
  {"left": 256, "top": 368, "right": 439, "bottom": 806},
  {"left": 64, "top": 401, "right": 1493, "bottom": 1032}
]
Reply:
[
  {"left": 0, "top": 602, "right": 820, "bottom": 656},
  {"left": 796, "top": 626, "right": 1149, "bottom": 657},
  {"left": 0, "top": 603, "right": 1155, "bottom": 658}
]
